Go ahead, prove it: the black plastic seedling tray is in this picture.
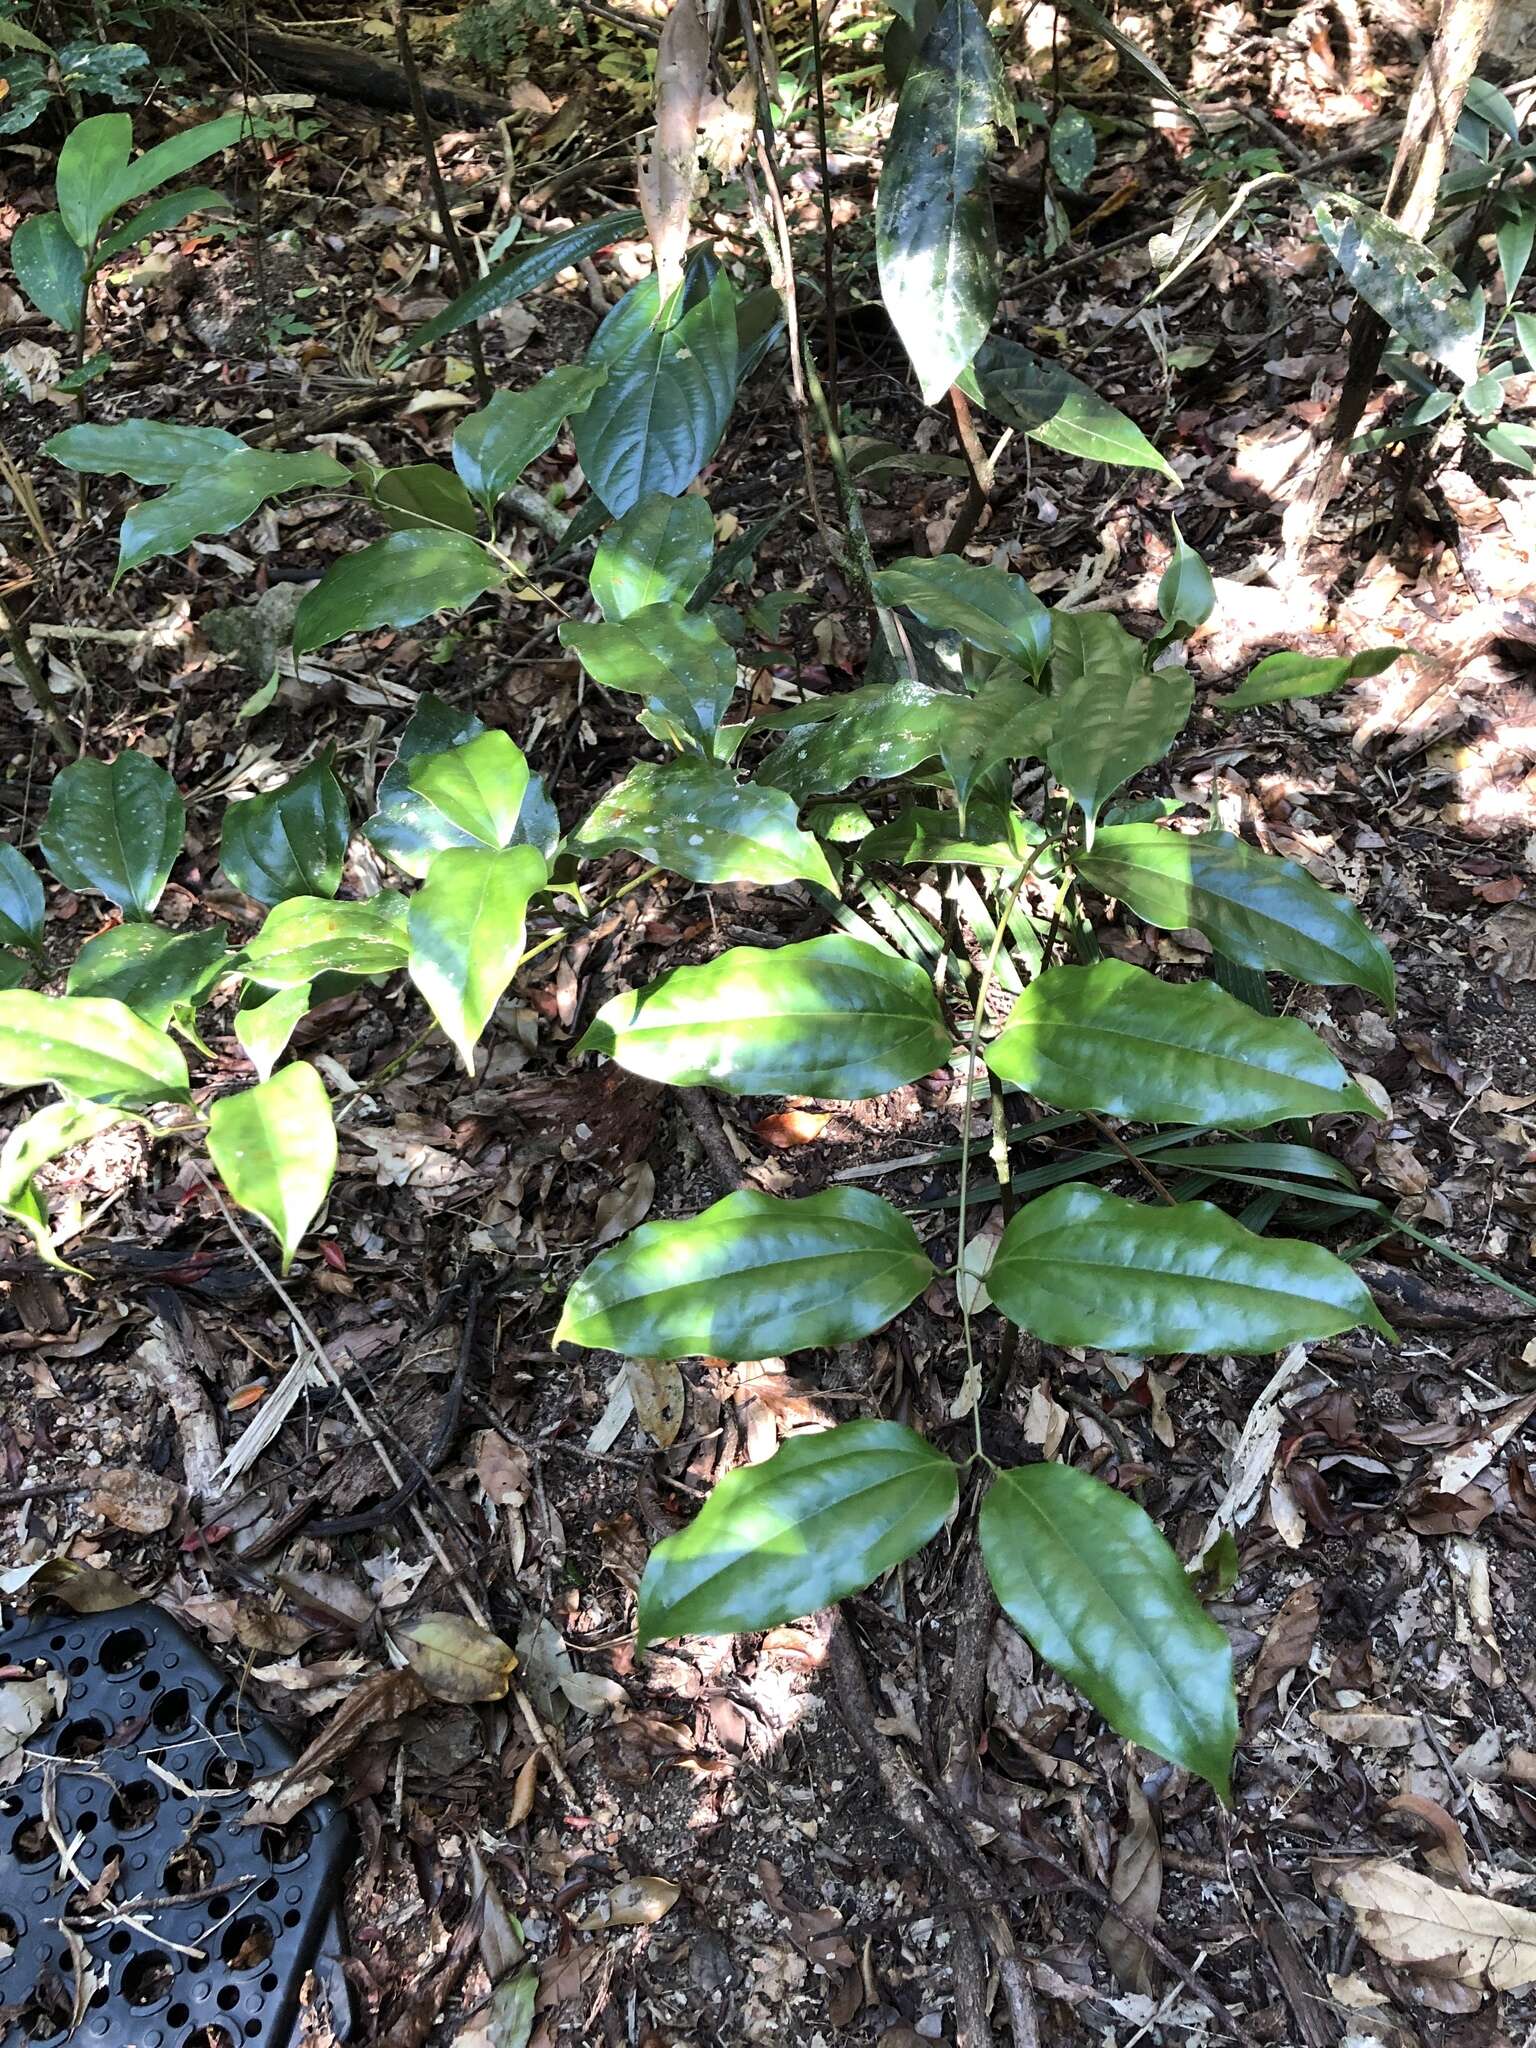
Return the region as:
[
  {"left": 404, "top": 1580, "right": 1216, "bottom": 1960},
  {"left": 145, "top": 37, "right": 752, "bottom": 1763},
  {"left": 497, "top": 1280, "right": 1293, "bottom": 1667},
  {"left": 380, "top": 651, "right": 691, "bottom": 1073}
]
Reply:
[{"left": 1, "top": 1605, "right": 351, "bottom": 2048}]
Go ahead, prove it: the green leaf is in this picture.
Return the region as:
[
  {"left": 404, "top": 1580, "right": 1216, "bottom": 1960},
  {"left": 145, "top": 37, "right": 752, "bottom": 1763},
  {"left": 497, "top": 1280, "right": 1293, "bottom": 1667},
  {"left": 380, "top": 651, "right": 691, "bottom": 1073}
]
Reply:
[
  {"left": 871, "top": 556, "right": 1051, "bottom": 676},
  {"left": 1075, "top": 825, "right": 1395, "bottom": 1007},
  {"left": 407, "top": 730, "right": 529, "bottom": 850},
  {"left": 1496, "top": 200, "right": 1535, "bottom": 299},
  {"left": 56, "top": 110, "right": 132, "bottom": 249},
  {"left": 1515, "top": 310, "right": 1536, "bottom": 373},
  {"left": 103, "top": 112, "right": 247, "bottom": 218},
  {"left": 364, "top": 703, "right": 550, "bottom": 877},
  {"left": 591, "top": 491, "right": 716, "bottom": 620},
  {"left": 560, "top": 602, "right": 737, "bottom": 750},
  {"left": 1223, "top": 645, "right": 1404, "bottom": 708},
  {"left": 572, "top": 758, "right": 836, "bottom": 888},
  {"left": 988, "top": 1181, "right": 1392, "bottom": 1353},
  {"left": 235, "top": 982, "right": 312, "bottom": 1082},
  {"left": 1055, "top": 0, "right": 1190, "bottom": 110},
  {"left": 876, "top": 0, "right": 1011, "bottom": 402},
  {"left": 637, "top": 1420, "right": 957, "bottom": 1645},
  {"left": 292, "top": 529, "right": 500, "bottom": 655},
  {"left": 0, "top": 19, "right": 53, "bottom": 53},
  {"left": 578, "top": 933, "right": 952, "bottom": 1098},
  {"left": 92, "top": 185, "right": 225, "bottom": 269},
  {"left": 1157, "top": 518, "right": 1215, "bottom": 637},
  {"left": 1481, "top": 424, "right": 1536, "bottom": 472},
  {"left": 452, "top": 365, "right": 606, "bottom": 512},
  {"left": 757, "top": 681, "right": 947, "bottom": 802},
  {"left": 1049, "top": 106, "right": 1096, "bottom": 192},
  {"left": 118, "top": 448, "right": 349, "bottom": 578},
  {"left": 13, "top": 214, "right": 86, "bottom": 332},
  {"left": 243, "top": 896, "right": 409, "bottom": 989},
  {"left": 937, "top": 670, "right": 1055, "bottom": 812},
  {"left": 0, "top": 1098, "right": 125, "bottom": 1269},
  {"left": 985, "top": 958, "right": 1380, "bottom": 1127},
  {"left": 220, "top": 754, "right": 349, "bottom": 907},
  {"left": 45, "top": 418, "right": 245, "bottom": 485},
  {"left": 1465, "top": 75, "right": 1521, "bottom": 144},
  {"left": 58, "top": 38, "right": 149, "bottom": 101},
  {"left": 0, "top": 991, "right": 189, "bottom": 1105},
  {"left": 1046, "top": 616, "right": 1192, "bottom": 832},
  {"left": 1309, "top": 187, "right": 1484, "bottom": 384},
  {"left": 40, "top": 751, "right": 184, "bottom": 919},
  {"left": 206, "top": 1061, "right": 336, "bottom": 1274},
  {"left": 573, "top": 261, "right": 739, "bottom": 516},
  {"left": 556, "top": 1185, "right": 936, "bottom": 1361},
  {"left": 406, "top": 844, "right": 546, "bottom": 1071},
  {"left": 959, "top": 334, "right": 1176, "bottom": 477},
  {"left": 371, "top": 462, "right": 479, "bottom": 535},
  {"left": 384, "top": 209, "right": 645, "bottom": 366},
  {"left": 1153, "top": 1138, "right": 1359, "bottom": 1187},
  {"left": 980, "top": 1463, "right": 1236, "bottom": 1797},
  {"left": 858, "top": 803, "right": 1023, "bottom": 867},
  {"left": 66, "top": 922, "right": 229, "bottom": 1031},
  {"left": 0, "top": 844, "right": 44, "bottom": 954}
]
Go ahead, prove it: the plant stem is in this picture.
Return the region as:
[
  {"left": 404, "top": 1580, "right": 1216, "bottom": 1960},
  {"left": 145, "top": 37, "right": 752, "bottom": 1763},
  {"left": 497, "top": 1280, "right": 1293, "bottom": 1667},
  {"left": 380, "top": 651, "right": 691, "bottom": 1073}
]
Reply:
[
  {"left": 1081, "top": 1107, "right": 1177, "bottom": 1205},
  {"left": 807, "top": 0, "right": 840, "bottom": 423},
  {"left": 944, "top": 385, "right": 993, "bottom": 555},
  {"left": 0, "top": 597, "right": 77, "bottom": 758}
]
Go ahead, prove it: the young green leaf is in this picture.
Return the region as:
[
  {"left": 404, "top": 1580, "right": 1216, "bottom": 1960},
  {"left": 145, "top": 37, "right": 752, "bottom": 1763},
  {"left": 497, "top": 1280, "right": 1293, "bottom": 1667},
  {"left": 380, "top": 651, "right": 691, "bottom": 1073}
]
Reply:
[
  {"left": 0, "top": 1098, "right": 125, "bottom": 1266},
  {"left": 1309, "top": 187, "right": 1483, "bottom": 384},
  {"left": 66, "top": 923, "right": 229, "bottom": 1031},
  {"left": 980, "top": 1462, "right": 1236, "bottom": 1798},
  {"left": 756, "top": 681, "right": 948, "bottom": 802},
  {"left": 637, "top": 1421, "right": 958, "bottom": 1645},
  {"left": 40, "top": 751, "right": 184, "bottom": 919},
  {"left": 859, "top": 803, "right": 1025, "bottom": 868},
  {"left": 936, "top": 671, "right": 1055, "bottom": 812},
  {"left": 876, "top": 0, "right": 1012, "bottom": 402},
  {"left": 578, "top": 933, "right": 953, "bottom": 1098},
  {"left": 1049, "top": 106, "right": 1096, "bottom": 192},
  {"left": 1075, "top": 825, "right": 1396, "bottom": 1007},
  {"left": 206, "top": 1061, "right": 336, "bottom": 1274},
  {"left": 1156, "top": 518, "right": 1215, "bottom": 638},
  {"left": 56, "top": 110, "right": 133, "bottom": 249},
  {"left": 221, "top": 754, "right": 349, "bottom": 905},
  {"left": 959, "top": 334, "right": 1176, "bottom": 477},
  {"left": 45, "top": 419, "right": 245, "bottom": 485},
  {"left": 560, "top": 603, "right": 737, "bottom": 750},
  {"left": 988, "top": 1182, "right": 1392, "bottom": 1353},
  {"left": 291, "top": 529, "right": 501, "bottom": 656},
  {"left": 451, "top": 365, "right": 606, "bottom": 512},
  {"left": 92, "top": 185, "right": 226, "bottom": 269},
  {"left": 1046, "top": 615, "right": 1192, "bottom": 832},
  {"left": 117, "top": 448, "right": 349, "bottom": 578},
  {"left": 13, "top": 214, "right": 87, "bottom": 331},
  {"left": 242, "top": 896, "right": 409, "bottom": 989},
  {"left": 1223, "top": 645, "right": 1404, "bottom": 709},
  {"left": 557, "top": 1186, "right": 936, "bottom": 1360},
  {"left": 591, "top": 491, "right": 716, "bottom": 620},
  {"left": 103, "top": 112, "right": 246, "bottom": 219},
  {"left": 871, "top": 556, "right": 1051, "bottom": 676},
  {"left": 0, "top": 992, "right": 190, "bottom": 1105},
  {"left": 372, "top": 462, "right": 479, "bottom": 535},
  {"left": 406, "top": 844, "right": 546, "bottom": 1072},
  {"left": 406, "top": 730, "right": 529, "bottom": 850},
  {"left": 985, "top": 959, "right": 1381, "bottom": 1126},
  {"left": 0, "top": 844, "right": 44, "bottom": 955},
  {"left": 572, "top": 758, "right": 836, "bottom": 888},
  {"left": 235, "top": 983, "right": 313, "bottom": 1082}
]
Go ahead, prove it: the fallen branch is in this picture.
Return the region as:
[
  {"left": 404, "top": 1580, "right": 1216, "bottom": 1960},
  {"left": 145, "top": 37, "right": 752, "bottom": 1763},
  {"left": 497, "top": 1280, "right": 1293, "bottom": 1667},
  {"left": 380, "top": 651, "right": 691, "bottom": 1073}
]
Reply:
[{"left": 213, "top": 20, "right": 535, "bottom": 127}]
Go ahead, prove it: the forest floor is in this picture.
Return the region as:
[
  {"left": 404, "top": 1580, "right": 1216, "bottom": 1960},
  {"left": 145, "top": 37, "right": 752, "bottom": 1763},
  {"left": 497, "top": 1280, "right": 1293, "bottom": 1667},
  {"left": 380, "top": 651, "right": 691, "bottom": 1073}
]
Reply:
[{"left": 4, "top": 0, "right": 1536, "bottom": 2043}]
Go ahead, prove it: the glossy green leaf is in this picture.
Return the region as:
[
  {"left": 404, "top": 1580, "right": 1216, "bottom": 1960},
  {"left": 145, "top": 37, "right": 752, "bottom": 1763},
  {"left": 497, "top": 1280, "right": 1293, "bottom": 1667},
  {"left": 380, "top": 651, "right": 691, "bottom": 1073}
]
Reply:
[
  {"left": 988, "top": 1181, "right": 1392, "bottom": 1353},
  {"left": 56, "top": 111, "right": 132, "bottom": 248},
  {"left": 578, "top": 933, "right": 952, "bottom": 1098},
  {"left": 757, "top": 681, "right": 947, "bottom": 802},
  {"left": 591, "top": 492, "right": 715, "bottom": 620},
  {"left": 1224, "top": 645, "right": 1404, "bottom": 708},
  {"left": 406, "top": 844, "right": 546, "bottom": 1072},
  {"left": 118, "top": 448, "right": 349, "bottom": 578},
  {"left": 556, "top": 1185, "right": 936, "bottom": 1361},
  {"left": 92, "top": 185, "right": 225, "bottom": 269},
  {"left": 13, "top": 214, "right": 86, "bottom": 331},
  {"left": 104, "top": 112, "right": 246, "bottom": 219},
  {"left": 292, "top": 529, "right": 500, "bottom": 655},
  {"left": 1049, "top": 106, "right": 1096, "bottom": 192},
  {"left": 46, "top": 419, "right": 245, "bottom": 485},
  {"left": 406, "top": 730, "right": 528, "bottom": 850},
  {"left": 0, "top": 991, "right": 189, "bottom": 1105},
  {"left": 959, "top": 334, "right": 1176, "bottom": 477},
  {"left": 40, "top": 752, "right": 184, "bottom": 919},
  {"left": 0, "top": 844, "right": 44, "bottom": 954},
  {"left": 937, "top": 670, "right": 1055, "bottom": 811},
  {"left": 1157, "top": 518, "right": 1215, "bottom": 637},
  {"left": 1465, "top": 74, "right": 1520, "bottom": 144},
  {"left": 876, "top": 0, "right": 1010, "bottom": 401},
  {"left": 0, "top": 1099, "right": 125, "bottom": 1269},
  {"left": 372, "top": 462, "right": 479, "bottom": 535},
  {"left": 572, "top": 758, "right": 836, "bottom": 888},
  {"left": 364, "top": 702, "right": 549, "bottom": 877},
  {"left": 985, "top": 958, "right": 1380, "bottom": 1127},
  {"left": 637, "top": 1420, "right": 958, "bottom": 1645},
  {"left": 1496, "top": 199, "right": 1535, "bottom": 299},
  {"left": 1046, "top": 615, "right": 1191, "bottom": 832},
  {"left": 1075, "top": 825, "right": 1395, "bottom": 1007},
  {"left": 1153, "top": 1138, "right": 1359, "bottom": 1187},
  {"left": 452, "top": 365, "right": 606, "bottom": 511},
  {"left": 871, "top": 556, "right": 1051, "bottom": 676},
  {"left": 221, "top": 754, "right": 349, "bottom": 906},
  {"left": 384, "top": 209, "right": 644, "bottom": 366},
  {"left": 560, "top": 602, "right": 737, "bottom": 750},
  {"left": 980, "top": 1462, "right": 1236, "bottom": 1797},
  {"left": 573, "top": 262, "right": 738, "bottom": 516},
  {"left": 1310, "top": 187, "right": 1484, "bottom": 384},
  {"left": 207, "top": 1061, "right": 336, "bottom": 1274},
  {"left": 858, "top": 803, "right": 1023, "bottom": 867},
  {"left": 243, "top": 895, "right": 409, "bottom": 990},
  {"left": 66, "top": 922, "right": 229, "bottom": 1031},
  {"left": 235, "top": 982, "right": 312, "bottom": 1082},
  {"left": 0, "top": 956, "right": 27, "bottom": 991}
]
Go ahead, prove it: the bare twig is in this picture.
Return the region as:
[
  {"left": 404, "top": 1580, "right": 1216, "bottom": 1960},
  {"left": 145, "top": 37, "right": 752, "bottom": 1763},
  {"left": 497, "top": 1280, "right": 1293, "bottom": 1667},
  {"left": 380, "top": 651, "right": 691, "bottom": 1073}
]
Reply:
[{"left": 0, "top": 595, "right": 78, "bottom": 758}]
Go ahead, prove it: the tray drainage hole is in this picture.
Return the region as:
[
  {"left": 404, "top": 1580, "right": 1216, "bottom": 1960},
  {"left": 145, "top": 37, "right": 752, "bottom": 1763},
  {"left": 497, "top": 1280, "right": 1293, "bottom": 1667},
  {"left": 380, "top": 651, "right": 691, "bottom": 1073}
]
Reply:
[
  {"left": 123, "top": 1953, "right": 175, "bottom": 2008},
  {"left": 66, "top": 1658, "right": 89, "bottom": 1678},
  {"left": 184, "top": 2027, "right": 235, "bottom": 2048},
  {"left": 202, "top": 1757, "right": 254, "bottom": 1792},
  {"left": 163, "top": 1844, "right": 216, "bottom": 1896},
  {"left": 55, "top": 1719, "right": 107, "bottom": 1760},
  {"left": 106, "top": 1932, "right": 133, "bottom": 1958},
  {"left": 14, "top": 1817, "right": 54, "bottom": 1866},
  {"left": 109, "top": 1780, "right": 160, "bottom": 1833},
  {"left": 99, "top": 1628, "right": 149, "bottom": 1675},
  {"left": 216, "top": 1988, "right": 240, "bottom": 2013},
  {"left": 151, "top": 1689, "right": 194, "bottom": 1738},
  {"left": 259, "top": 1817, "right": 310, "bottom": 1867},
  {"left": 0, "top": 1911, "right": 20, "bottom": 1945},
  {"left": 220, "top": 1917, "right": 273, "bottom": 1972},
  {"left": 165, "top": 2003, "right": 189, "bottom": 2029},
  {"left": 20, "top": 1976, "right": 73, "bottom": 2041},
  {"left": 258, "top": 1975, "right": 278, "bottom": 1995},
  {"left": 282, "top": 1909, "right": 301, "bottom": 1929}
]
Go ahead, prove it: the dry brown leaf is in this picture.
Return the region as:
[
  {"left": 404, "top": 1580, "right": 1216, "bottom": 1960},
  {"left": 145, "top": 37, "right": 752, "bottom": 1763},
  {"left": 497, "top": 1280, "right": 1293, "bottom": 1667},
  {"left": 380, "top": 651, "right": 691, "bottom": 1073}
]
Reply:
[
  {"left": 637, "top": 0, "right": 708, "bottom": 300},
  {"left": 469, "top": 1843, "right": 525, "bottom": 1981},
  {"left": 392, "top": 1613, "right": 518, "bottom": 1703},
  {"left": 1317, "top": 1858, "right": 1536, "bottom": 1988},
  {"left": 625, "top": 1356, "right": 685, "bottom": 1448},
  {"left": 30, "top": 1560, "right": 140, "bottom": 1612},
  {"left": 507, "top": 1749, "right": 539, "bottom": 1828},
  {"left": 592, "top": 1161, "right": 655, "bottom": 1246},
  {"left": 576, "top": 1876, "right": 680, "bottom": 1930},
  {"left": 754, "top": 1110, "right": 831, "bottom": 1150},
  {"left": 1311, "top": 1709, "right": 1420, "bottom": 1749},
  {"left": 1430, "top": 1391, "right": 1536, "bottom": 1496},
  {"left": 1098, "top": 1776, "right": 1162, "bottom": 1993},
  {"left": 1382, "top": 1793, "right": 1476, "bottom": 1890},
  {"left": 263, "top": 1665, "right": 424, "bottom": 1796},
  {"left": 1243, "top": 1580, "right": 1319, "bottom": 1734},
  {"left": 244, "top": 1768, "right": 334, "bottom": 1827},
  {"left": 0, "top": 1675, "right": 60, "bottom": 1770},
  {"left": 474, "top": 1432, "right": 532, "bottom": 1507}
]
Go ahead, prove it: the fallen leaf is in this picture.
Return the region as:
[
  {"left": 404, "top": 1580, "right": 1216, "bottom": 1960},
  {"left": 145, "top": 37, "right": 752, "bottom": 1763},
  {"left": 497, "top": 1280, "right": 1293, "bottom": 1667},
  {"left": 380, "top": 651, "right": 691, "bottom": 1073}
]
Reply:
[
  {"left": 1382, "top": 1793, "right": 1476, "bottom": 1890},
  {"left": 0, "top": 1675, "right": 59, "bottom": 1768},
  {"left": 592, "top": 1161, "right": 655, "bottom": 1245},
  {"left": 29, "top": 1560, "right": 140, "bottom": 1612},
  {"left": 1429, "top": 1392, "right": 1536, "bottom": 1496},
  {"left": 1312, "top": 1709, "right": 1420, "bottom": 1749},
  {"left": 87, "top": 1466, "right": 180, "bottom": 1534},
  {"left": 1099, "top": 1776, "right": 1162, "bottom": 1992},
  {"left": 625, "top": 1356, "right": 685, "bottom": 1448},
  {"left": 244, "top": 1768, "right": 334, "bottom": 1827},
  {"left": 392, "top": 1613, "right": 518, "bottom": 1703},
  {"left": 1244, "top": 1582, "right": 1319, "bottom": 1735},
  {"left": 754, "top": 1110, "right": 830, "bottom": 1149},
  {"left": 1317, "top": 1858, "right": 1536, "bottom": 1988},
  {"left": 576, "top": 1876, "right": 680, "bottom": 1930}
]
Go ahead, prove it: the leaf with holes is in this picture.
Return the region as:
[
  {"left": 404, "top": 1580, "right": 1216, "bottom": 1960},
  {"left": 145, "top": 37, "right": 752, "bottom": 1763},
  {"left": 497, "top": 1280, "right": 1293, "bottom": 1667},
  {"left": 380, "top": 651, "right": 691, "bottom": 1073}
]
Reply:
[
  {"left": 117, "top": 448, "right": 349, "bottom": 579},
  {"left": 1046, "top": 616, "right": 1191, "bottom": 833},
  {"left": 0, "top": 992, "right": 189, "bottom": 1106},
  {"left": 557, "top": 1186, "right": 935, "bottom": 1361},
  {"left": 207, "top": 1061, "right": 336, "bottom": 1274},
  {"left": 959, "top": 335, "right": 1175, "bottom": 476},
  {"left": 292, "top": 529, "right": 501, "bottom": 655},
  {"left": 579, "top": 933, "right": 952, "bottom": 1098},
  {"left": 1310, "top": 187, "right": 1484, "bottom": 384},
  {"left": 243, "top": 896, "right": 409, "bottom": 990},
  {"left": 46, "top": 419, "right": 245, "bottom": 485},
  {"left": 452, "top": 365, "right": 607, "bottom": 512},
  {"left": 561, "top": 602, "right": 737, "bottom": 750},
  {"left": 572, "top": 758, "right": 835, "bottom": 888},
  {"left": 1075, "top": 825, "right": 1395, "bottom": 1006},
  {"left": 0, "top": 845, "right": 44, "bottom": 956},
  {"left": 407, "top": 844, "right": 546, "bottom": 1072},
  {"left": 40, "top": 751, "right": 184, "bottom": 919},
  {"left": 221, "top": 754, "right": 349, "bottom": 906},
  {"left": 1223, "top": 645, "right": 1405, "bottom": 708},
  {"left": 637, "top": 1421, "right": 958, "bottom": 1645},
  {"left": 592, "top": 491, "right": 716, "bottom": 619},
  {"left": 872, "top": 556, "right": 1051, "bottom": 677},
  {"left": 66, "top": 923, "right": 230, "bottom": 1032},
  {"left": 1049, "top": 106, "right": 1096, "bottom": 191},
  {"left": 981, "top": 1462, "right": 1236, "bottom": 1797},
  {"left": 989, "top": 1183, "right": 1391, "bottom": 1353}
]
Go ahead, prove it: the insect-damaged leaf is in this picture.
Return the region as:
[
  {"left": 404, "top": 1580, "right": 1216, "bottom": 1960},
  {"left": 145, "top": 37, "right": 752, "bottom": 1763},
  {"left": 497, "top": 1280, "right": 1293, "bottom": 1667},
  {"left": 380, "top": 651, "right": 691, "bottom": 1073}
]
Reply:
[
  {"left": 1310, "top": 187, "right": 1484, "bottom": 384},
  {"left": 572, "top": 758, "right": 835, "bottom": 888}
]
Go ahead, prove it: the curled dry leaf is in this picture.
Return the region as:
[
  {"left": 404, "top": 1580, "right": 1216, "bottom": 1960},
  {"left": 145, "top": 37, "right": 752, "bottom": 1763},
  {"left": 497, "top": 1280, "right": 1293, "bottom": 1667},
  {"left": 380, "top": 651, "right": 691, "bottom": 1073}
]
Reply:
[
  {"left": 593, "top": 1160, "right": 656, "bottom": 1246},
  {"left": 29, "top": 1559, "right": 140, "bottom": 1612},
  {"left": 1098, "top": 1776, "right": 1162, "bottom": 1993},
  {"left": 1316, "top": 1857, "right": 1536, "bottom": 1989},
  {"left": 754, "top": 1109, "right": 831, "bottom": 1150},
  {"left": 1243, "top": 1580, "right": 1318, "bottom": 1735},
  {"left": 637, "top": 0, "right": 709, "bottom": 300},
  {"left": 1382, "top": 1793, "right": 1476, "bottom": 1890},
  {"left": 0, "top": 1674, "right": 62, "bottom": 1773},
  {"left": 392, "top": 1612, "right": 518, "bottom": 1703},
  {"left": 575, "top": 1875, "right": 680, "bottom": 1931},
  {"left": 244, "top": 1768, "right": 334, "bottom": 1828},
  {"left": 1311, "top": 1709, "right": 1421, "bottom": 1749}
]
